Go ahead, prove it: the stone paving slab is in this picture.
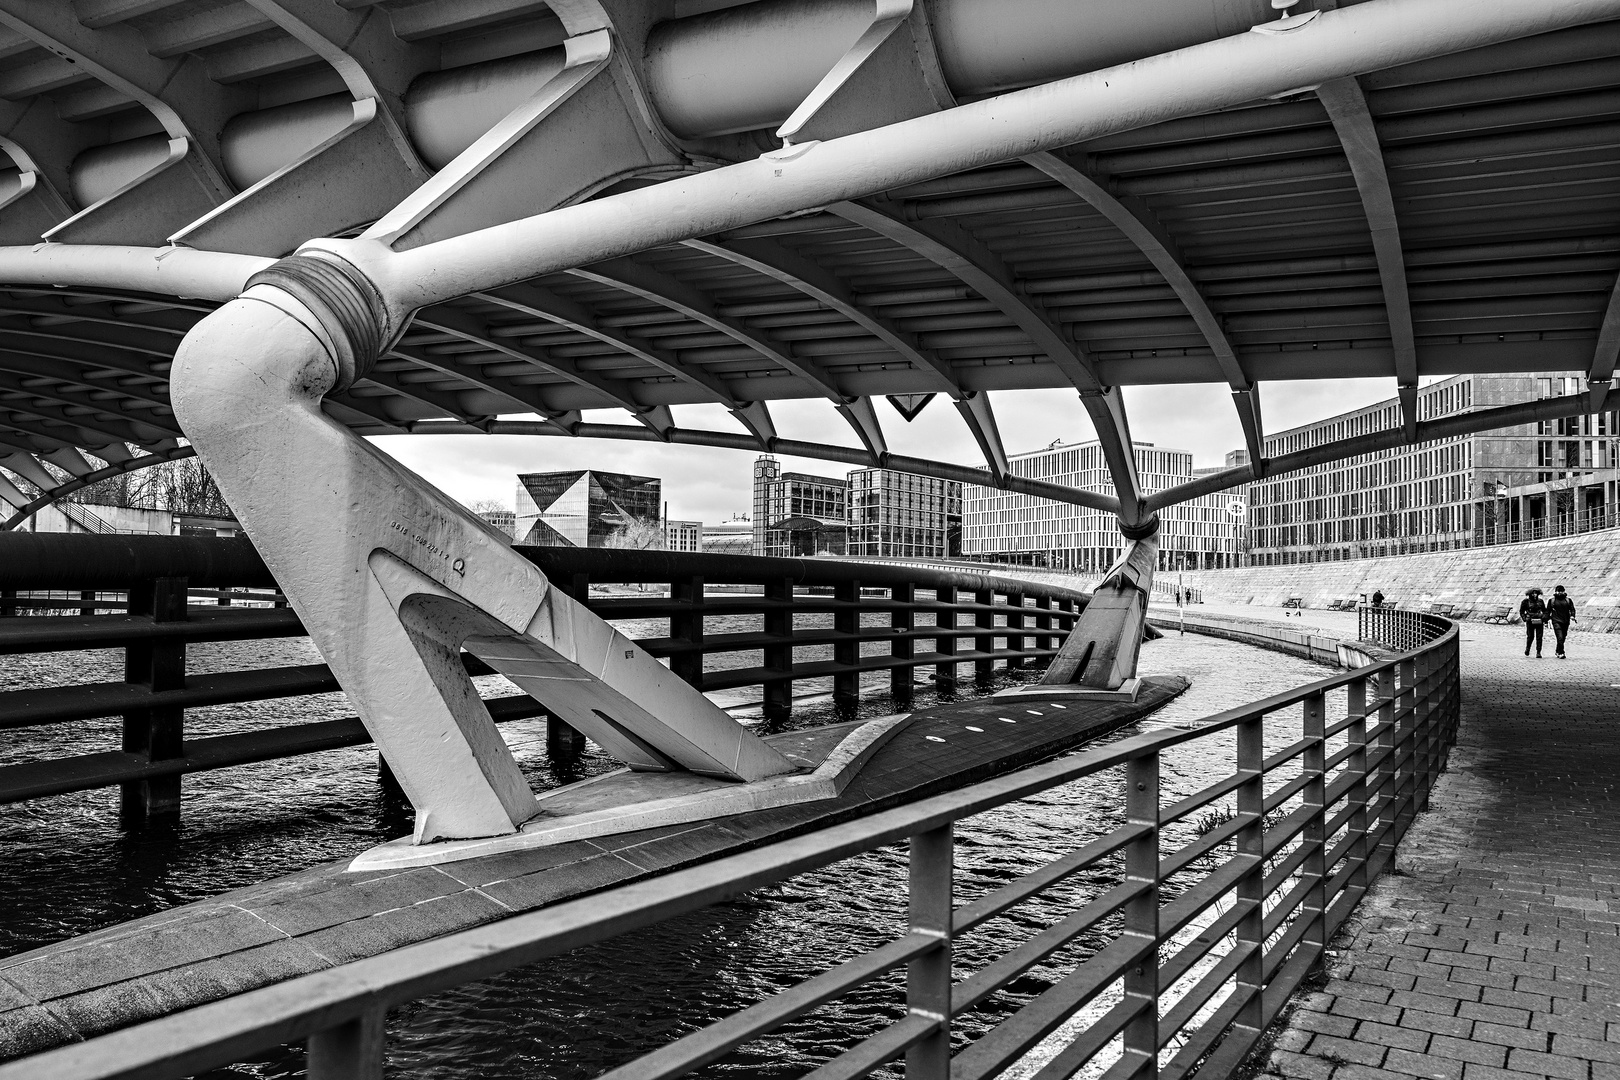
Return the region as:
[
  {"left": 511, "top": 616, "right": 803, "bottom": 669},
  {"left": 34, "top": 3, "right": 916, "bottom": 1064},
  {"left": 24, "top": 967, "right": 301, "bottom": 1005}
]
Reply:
[{"left": 1256, "top": 618, "right": 1620, "bottom": 1080}]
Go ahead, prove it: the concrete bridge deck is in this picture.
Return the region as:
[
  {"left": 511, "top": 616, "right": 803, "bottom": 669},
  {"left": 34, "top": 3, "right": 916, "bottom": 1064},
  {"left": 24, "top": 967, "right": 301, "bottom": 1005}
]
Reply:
[{"left": 1250, "top": 611, "right": 1620, "bottom": 1080}]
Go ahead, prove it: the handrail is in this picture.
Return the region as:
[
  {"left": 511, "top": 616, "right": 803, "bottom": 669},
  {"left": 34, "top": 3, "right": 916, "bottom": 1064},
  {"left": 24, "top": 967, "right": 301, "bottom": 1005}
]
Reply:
[
  {"left": 0, "top": 616, "right": 1460, "bottom": 1080},
  {"left": 0, "top": 536, "right": 1086, "bottom": 821}
]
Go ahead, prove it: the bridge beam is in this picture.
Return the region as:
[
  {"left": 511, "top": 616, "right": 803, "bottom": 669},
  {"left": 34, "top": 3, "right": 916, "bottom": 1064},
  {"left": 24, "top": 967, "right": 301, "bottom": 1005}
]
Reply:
[{"left": 1318, "top": 76, "right": 1420, "bottom": 441}]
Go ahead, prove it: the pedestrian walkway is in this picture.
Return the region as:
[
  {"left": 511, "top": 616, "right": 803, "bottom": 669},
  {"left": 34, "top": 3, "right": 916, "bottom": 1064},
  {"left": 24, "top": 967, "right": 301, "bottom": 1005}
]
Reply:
[{"left": 1258, "top": 618, "right": 1620, "bottom": 1080}]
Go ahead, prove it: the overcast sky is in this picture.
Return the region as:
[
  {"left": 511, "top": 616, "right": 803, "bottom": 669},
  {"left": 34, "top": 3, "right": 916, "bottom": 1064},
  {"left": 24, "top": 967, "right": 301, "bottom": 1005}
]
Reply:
[{"left": 371, "top": 377, "right": 1401, "bottom": 523}]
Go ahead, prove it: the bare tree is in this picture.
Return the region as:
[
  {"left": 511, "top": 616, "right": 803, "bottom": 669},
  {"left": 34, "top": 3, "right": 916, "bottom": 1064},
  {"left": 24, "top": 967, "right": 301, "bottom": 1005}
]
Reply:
[
  {"left": 603, "top": 516, "right": 665, "bottom": 550},
  {"left": 468, "top": 498, "right": 509, "bottom": 515}
]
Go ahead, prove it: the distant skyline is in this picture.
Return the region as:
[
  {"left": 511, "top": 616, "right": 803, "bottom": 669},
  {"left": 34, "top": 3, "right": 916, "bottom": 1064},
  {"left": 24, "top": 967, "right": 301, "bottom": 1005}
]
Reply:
[{"left": 372, "top": 377, "right": 1402, "bottom": 524}]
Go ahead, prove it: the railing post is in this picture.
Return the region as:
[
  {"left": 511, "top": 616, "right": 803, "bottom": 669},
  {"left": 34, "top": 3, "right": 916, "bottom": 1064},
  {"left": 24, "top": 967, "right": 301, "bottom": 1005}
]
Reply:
[
  {"left": 671, "top": 573, "right": 705, "bottom": 690},
  {"left": 545, "top": 571, "right": 593, "bottom": 759},
  {"left": 1303, "top": 691, "right": 1328, "bottom": 963},
  {"left": 1346, "top": 677, "right": 1370, "bottom": 901},
  {"left": 974, "top": 588, "right": 995, "bottom": 682},
  {"left": 1394, "top": 657, "right": 1418, "bottom": 839},
  {"left": 890, "top": 581, "right": 915, "bottom": 704},
  {"left": 0, "top": 589, "right": 14, "bottom": 617},
  {"left": 1234, "top": 712, "right": 1266, "bottom": 1042},
  {"left": 834, "top": 578, "right": 861, "bottom": 711},
  {"left": 307, "top": 1008, "right": 385, "bottom": 1080},
  {"left": 906, "top": 824, "right": 954, "bottom": 1080},
  {"left": 1005, "top": 590, "right": 1026, "bottom": 669},
  {"left": 80, "top": 588, "right": 96, "bottom": 615},
  {"left": 121, "top": 575, "right": 188, "bottom": 826},
  {"left": 1122, "top": 751, "right": 1161, "bottom": 1080},
  {"left": 764, "top": 575, "right": 794, "bottom": 727},
  {"left": 1033, "top": 594, "right": 1054, "bottom": 659},
  {"left": 1370, "top": 666, "right": 1397, "bottom": 876},
  {"left": 934, "top": 584, "right": 958, "bottom": 688}
]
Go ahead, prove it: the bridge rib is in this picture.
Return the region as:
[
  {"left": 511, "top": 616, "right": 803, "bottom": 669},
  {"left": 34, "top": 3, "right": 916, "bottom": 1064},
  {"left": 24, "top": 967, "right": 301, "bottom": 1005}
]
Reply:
[
  {"left": 1589, "top": 271, "right": 1620, "bottom": 413},
  {"left": 477, "top": 283, "right": 745, "bottom": 409},
  {"left": 1318, "top": 76, "right": 1420, "bottom": 440},
  {"left": 830, "top": 198, "right": 1153, "bottom": 525},
  {"left": 1025, "top": 150, "right": 1266, "bottom": 473},
  {"left": 0, "top": 371, "right": 179, "bottom": 440},
  {"left": 681, "top": 237, "right": 959, "bottom": 395},
  {"left": 410, "top": 306, "right": 673, "bottom": 432},
  {"left": 1, "top": 444, "right": 196, "bottom": 532}
]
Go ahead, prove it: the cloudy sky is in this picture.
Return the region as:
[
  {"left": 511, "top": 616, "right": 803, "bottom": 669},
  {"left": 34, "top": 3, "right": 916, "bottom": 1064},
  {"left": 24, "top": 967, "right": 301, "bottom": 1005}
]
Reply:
[{"left": 372, "top": 376, "right": 1400, "bottom": 523}]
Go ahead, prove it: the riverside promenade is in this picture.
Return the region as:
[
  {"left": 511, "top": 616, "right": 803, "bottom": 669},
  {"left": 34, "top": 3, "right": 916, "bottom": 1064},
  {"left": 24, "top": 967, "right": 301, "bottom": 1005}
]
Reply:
[{"left": 1230, "top": 606, "right": 1620, "bottom": 1080}]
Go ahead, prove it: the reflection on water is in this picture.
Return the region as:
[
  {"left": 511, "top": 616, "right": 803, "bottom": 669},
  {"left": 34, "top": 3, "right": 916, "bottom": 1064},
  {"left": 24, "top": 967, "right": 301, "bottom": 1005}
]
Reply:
[{"left": 0, "top": 623, "right": 1334, "bottom": 1079}]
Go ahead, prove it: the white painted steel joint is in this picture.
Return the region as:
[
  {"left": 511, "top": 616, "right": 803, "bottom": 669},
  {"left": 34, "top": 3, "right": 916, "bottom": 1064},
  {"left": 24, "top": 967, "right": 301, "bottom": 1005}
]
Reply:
[{"left": 241, "top": 254, "right": 388, "bottom": 392}]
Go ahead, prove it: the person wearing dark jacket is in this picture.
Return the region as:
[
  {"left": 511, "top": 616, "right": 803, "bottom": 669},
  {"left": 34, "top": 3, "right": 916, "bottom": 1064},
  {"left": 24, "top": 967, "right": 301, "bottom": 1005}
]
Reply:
[
  {"left": 1520, "top": 588, "right": 1548, "bottom": 657},
  {"left": 1548, "top": 584, "right": 1577, "bottom": 658}
]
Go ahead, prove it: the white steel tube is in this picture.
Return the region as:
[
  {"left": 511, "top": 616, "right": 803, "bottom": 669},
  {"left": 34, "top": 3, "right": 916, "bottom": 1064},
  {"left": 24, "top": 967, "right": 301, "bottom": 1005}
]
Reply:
[
  {"left": 323, "top": 0, "right": 1620, "bottom": 325},
  {"left": 0, "top": 244, "right": 267, "bottom": 302}
]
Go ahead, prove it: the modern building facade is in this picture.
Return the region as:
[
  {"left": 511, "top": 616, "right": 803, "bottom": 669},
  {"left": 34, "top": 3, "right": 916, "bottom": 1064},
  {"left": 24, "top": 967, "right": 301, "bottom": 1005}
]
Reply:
[
  {"left": 752, "top": 457, "right": 848, "bottom": 557},
  {"left": 846, "top": 468, "right": 962, "bottom": 559},
  {"left": 663, "top": 520, "right": 702, "bottom": 552},
  {"left": 478, "top": 509, "right": 516, "bottom": 538},
  {"left": 962, "top": 441, "right": 1246, "bottom": 571},
  {"left": 1247, "top": 373, "right": 1620, "bottom": 565},
  {"left": 514, "top": 471, "right": 661, "bottom": 547}
]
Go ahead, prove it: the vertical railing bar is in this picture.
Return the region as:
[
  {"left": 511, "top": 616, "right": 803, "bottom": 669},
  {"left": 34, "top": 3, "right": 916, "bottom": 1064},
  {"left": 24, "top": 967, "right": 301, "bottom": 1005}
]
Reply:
[
  {"left": 1302, "top": 691, "right": 1328, "bottom": 977},
  {"left": 307, "top": 1007, "right": 385, "bottom": 1080},
  {"left": 1122, "top": 752, "right": 1161, "bottom": 1080},
  {"left": 1233, "top": 709, "right": 1266, "bottom": 1045},
  {"left": 906, "top": 824, "right": 954, "bottom": 1080},
  {"left": 1346, "top": 676, "right": 1370, "bottom": 902}
]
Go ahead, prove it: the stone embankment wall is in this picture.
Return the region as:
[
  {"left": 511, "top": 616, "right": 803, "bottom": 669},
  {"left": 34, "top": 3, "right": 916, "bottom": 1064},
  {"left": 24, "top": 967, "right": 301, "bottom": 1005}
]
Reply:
[{"left": 1192, "top": 527, "right": 1620, "bottom": 629}]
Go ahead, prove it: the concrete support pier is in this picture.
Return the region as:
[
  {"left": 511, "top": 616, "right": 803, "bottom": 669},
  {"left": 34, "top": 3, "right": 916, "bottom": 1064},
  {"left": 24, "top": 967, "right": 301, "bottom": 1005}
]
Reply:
[{"left": 1259, "top": 619, "right": 1620, "bottom": 1080}]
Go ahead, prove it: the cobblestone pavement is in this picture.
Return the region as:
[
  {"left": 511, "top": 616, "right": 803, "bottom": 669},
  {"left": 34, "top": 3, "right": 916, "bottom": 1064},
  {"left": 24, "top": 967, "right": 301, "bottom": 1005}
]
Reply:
[{"left": 1254, "top": 615, "right": 1620, "bottom": 1080}]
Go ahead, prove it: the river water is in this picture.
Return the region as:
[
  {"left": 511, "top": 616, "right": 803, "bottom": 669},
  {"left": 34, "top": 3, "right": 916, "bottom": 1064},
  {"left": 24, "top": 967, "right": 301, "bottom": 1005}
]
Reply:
[{"left": 0, "top": 617, "right": 1336, "bottom": 1079}]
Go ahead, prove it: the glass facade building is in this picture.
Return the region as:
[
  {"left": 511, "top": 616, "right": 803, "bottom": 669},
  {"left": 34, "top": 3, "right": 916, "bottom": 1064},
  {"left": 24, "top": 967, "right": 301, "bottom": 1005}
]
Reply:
[
  {"left": 751, "top": 457, "right": 848, "bottom": 557},
  {"left": 1247, "top": 372, "right": 1620, "bottom": 564},
  {"left": 514, "top": 470, "right": 661, "bottom": 547},
  {"left": 961, "top": 441, "right": 1245, "bottom": 570},
  {"left": 846, "top": 468, "right": 961, "bottom": 558}
]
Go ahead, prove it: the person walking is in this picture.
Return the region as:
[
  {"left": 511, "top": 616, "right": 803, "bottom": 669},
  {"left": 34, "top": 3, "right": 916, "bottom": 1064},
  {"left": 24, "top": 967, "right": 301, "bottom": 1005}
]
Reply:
[
  {"left": 1520, "top": 587, "right": 1548, "bottom": 657},
  {"left": 1371, "top": 589, "right": 1385, "bottom": 607},
  {"left": 1548, "top": 584, "right": 1577, "bottom": 658}
]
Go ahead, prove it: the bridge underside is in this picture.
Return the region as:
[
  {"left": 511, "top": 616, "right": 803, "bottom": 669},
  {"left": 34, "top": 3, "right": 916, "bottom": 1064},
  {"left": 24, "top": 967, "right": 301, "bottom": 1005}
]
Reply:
[
  {"left": 0, "top": 0, "right": 1614, "bottom": 522},
  {"left": 1, "top": 0, "right": 1618, "bottom": 843}
]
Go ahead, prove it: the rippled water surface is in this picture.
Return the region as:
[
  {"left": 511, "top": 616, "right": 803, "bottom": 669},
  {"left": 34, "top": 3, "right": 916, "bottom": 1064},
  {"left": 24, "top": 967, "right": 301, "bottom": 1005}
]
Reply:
[{"left": 0, "top": 621, "right": 1334, "bottom": 1079}]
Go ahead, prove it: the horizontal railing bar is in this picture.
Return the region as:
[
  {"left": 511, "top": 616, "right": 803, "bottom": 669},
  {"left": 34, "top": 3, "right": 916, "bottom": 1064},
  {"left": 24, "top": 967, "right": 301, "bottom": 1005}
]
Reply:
[
  {"left": 1258, "top": 812, "right": 1317, "bottom": 883},
  {"left": 0, "top": 696, "right": 546, "bottom": 804},
  {"left": 952, "top": 880, "right": 1146, "bottom": 1015},
  {"left": 0, "top": 608, "right": 306, "bottom": 654},
  {"left": 1262, "top": 773, "right": 1314, "bottom": 815},
  {"left": 1260, "top": 875, "right": 1317, "bottom": 943},
  {"left": 597, "top": 931, "right": 940, "bottom": 1080},
  {"left": 1026, "top": 997, "right": 1145, "bottom": 1080},
  {"left": 1262, "top": 738, "right": 1315, "bottom": 774},
  {"left": 804, "top": 1012, "right": 939, "bottom": 1080},
  {"left": 1160, "top": 811, "right": 1256, "bottom": 880},
  {"left": 1157, "top": 938, "right": 1260, "bottom": 1050},
  {"left": 949, "top": 934, "right": 1155, "bottom": 1080},
  {"left": 1157, "top": 894, "right": 1257, "bottom": 992},
  {"left": 1324, "top": 741, "right": 1359, "bottom": 772},
  {"left": 1323, "top": 803, "right": 1358, "bottom": 844},
  {"left": 646, "top": 621, "right": 1062, "bottom": 658},
  {"left": 1260, "top": 923, "right": 1323, "bottom": 1008},
  {"left": 1160, "top": 856, "right": 1257, "bottom": 941},
  {"left": 953, "top": 823, "right": 1146, "bottom": 934},
  {"left": 1161, "top": 771, "right": 1248, "bottom": 826}
]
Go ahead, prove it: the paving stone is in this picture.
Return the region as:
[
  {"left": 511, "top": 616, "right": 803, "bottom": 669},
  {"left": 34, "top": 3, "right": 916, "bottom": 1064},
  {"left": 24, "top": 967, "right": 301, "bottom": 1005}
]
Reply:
[
  {"left": 1357, "top": 1020, "right": 1432, "bottom": 1053},
  {"left": 1504, "top": 1049, "right": 1590, "bottom": 1080},
  {"left": 1550, "top": 1033, "right": 1620, "bottom": 1064},
  {"left": 1383, "top": 1048, "right": 1465, "bottom": 1080},
  {"left": 1308, "top": 1034, "right": 1388, "bottom": 1067},
  {"left": 1470, "top": 1022, "right": 1551, "bottom": 1052},
  {"left": 1294, "top": 1010, "right": 1358, "bottom": 1038},
  {"left": 1427, "top": 1034, "right": 1510, "bottom": 1068},
  {"left": 1399, "top": 1011, "right": 1475, "bottom": 1039}
]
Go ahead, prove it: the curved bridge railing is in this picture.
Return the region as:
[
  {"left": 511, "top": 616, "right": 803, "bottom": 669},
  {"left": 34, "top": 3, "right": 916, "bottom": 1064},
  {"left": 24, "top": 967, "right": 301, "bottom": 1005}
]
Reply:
[
  {"left": 0, "top": 535, "right": 1083, "bottom": 822},
  {"left": 3, "top": 611, "right": 1459, "bottom": 1080},
  {"left": 6, "top": 612, "right": 1464, "bottom": 1075}
]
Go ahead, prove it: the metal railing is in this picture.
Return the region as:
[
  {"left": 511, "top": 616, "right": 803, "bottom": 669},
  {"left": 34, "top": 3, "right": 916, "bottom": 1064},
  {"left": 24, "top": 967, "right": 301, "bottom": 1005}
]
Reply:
[
  {"left": 1356, "top": 604, "right": 1446, "bottom": 652},
  {"left": 1473, "top": 504, "right": 1620, "bottom": 547},
  {"left": 6, "top": 612, "right": 1459, "bottom": 1080},
  {"left": 0, "top": 535, "right": 1084, "bottom": 822}
]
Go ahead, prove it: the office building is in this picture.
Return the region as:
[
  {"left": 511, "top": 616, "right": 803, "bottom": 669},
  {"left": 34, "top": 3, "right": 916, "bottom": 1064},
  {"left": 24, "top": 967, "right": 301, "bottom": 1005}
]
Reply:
[
  {"left": 961, "top": 441, "right": 1245, "bottom": 570},
  {"left": 663, "top": 519, "right": 702, "bottom": 552},
  {"left": 514, "top": 470, "right": 661, "bottom": 547},
  {"left": 752, "top": 457, "right": 848, "bottom": 557},
  {"left": 846, "top": 468, "right": 962, "bottom": 559},
  {"left": 478, "top": 509, "right": 516, "bottom": 538},
  {"left": 1247, "top": 373, "right": 1620, "bottom": 565}
]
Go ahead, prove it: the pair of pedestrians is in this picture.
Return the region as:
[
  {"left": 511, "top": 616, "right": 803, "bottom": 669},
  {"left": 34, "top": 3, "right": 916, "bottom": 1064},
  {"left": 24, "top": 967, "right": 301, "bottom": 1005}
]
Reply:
[{"left": 1520, "top": 584, "right": 1577, "bottom": 658}]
